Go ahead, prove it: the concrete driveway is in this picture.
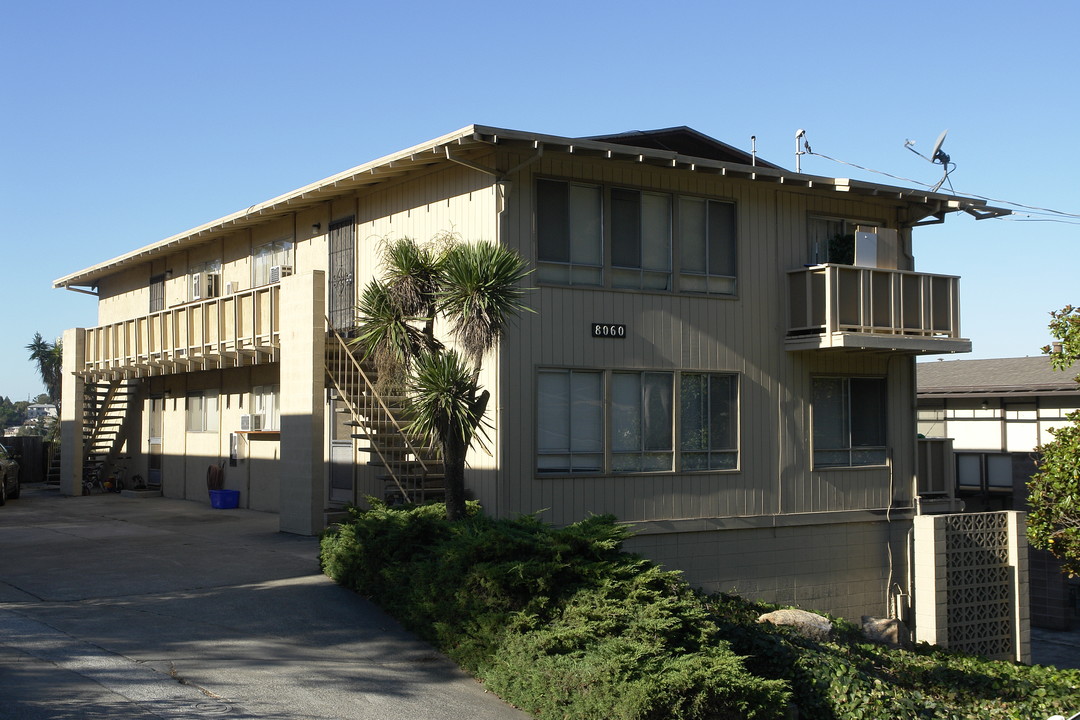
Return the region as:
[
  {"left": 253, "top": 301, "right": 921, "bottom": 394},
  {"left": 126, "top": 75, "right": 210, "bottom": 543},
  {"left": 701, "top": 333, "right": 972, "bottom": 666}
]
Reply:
[{"left": 0, "top": 485, "right": 530, "bottom": 719}]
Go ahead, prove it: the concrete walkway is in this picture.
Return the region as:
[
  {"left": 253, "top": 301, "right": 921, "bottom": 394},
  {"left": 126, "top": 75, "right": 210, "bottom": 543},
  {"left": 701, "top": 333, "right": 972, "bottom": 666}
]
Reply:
[{"left": 0, "top": 484, "right": 530, "bottom": 720}]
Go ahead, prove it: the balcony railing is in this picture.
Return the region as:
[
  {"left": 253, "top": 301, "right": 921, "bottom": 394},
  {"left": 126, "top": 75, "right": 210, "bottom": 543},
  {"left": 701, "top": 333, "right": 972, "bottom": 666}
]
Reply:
[
  {"left": 81, "top": 284, "right": 281, "bottom": 379},
  {"left": 786, "top": 265, "right": 971, "bottom": 354}
]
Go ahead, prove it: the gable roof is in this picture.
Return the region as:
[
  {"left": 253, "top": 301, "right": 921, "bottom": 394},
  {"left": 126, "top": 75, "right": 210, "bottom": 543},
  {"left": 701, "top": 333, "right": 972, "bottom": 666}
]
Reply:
[
  {"left": 581, "top": 126, "right": 784, "bottom": 169},
  {"left": 53, "top": 123, "right": 1008, "bottom": 290},
  {"left": 917, "top": 357, "right": 1080, "bottom": 398}
]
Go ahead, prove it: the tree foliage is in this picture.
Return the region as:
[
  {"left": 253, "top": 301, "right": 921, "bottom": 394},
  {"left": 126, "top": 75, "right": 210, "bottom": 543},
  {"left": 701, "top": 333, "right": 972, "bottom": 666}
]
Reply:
[
  {"left": 1027, "top": 304, "right": 1080, "bottom": 573},
  {"left": 351, "top": 234, "right": 531, "bottom": 520},
  {"left": 26, "top": 333, "right": 63, "bottom": 405}
]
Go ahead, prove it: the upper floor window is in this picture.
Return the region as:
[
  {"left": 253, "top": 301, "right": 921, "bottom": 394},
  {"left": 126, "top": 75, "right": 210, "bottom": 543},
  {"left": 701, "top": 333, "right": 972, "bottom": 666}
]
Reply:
[
  {"left": 253, "top": 240, "right": 294, "bottom": 287},
  {"left": 189, "top": 259, "right": 222, "bottom": 301},
  {"left": 536, "top": 179, "right": 603, "bottom": 286},
  {"left": 149, "top": 273, "right": 165, "bottom": 313},
  {"left": 812, "top": 376, "right": 887, "bottom": 468},
  {"left": 536, "top": 179, "right": 738, "bottom": 295},
  {"left": 679, "top": 198, "right": 737, "bottom": 295},
  {"left": 611, "top": 189, "right": 671, "bottom": 291},
  {"left": 808, "top": 216, "right": 889, "bottom": 267}
]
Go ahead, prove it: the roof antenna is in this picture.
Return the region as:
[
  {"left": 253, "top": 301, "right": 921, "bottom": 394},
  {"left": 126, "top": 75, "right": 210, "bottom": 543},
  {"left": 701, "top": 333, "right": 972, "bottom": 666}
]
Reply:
[
  {"left": 795, "top": 129, "right": 806, "bottom": 173},
  {"left": 904, "top": 130, "right": 952, "bottom": 192},
  {"left": 750, "top": 135, "right": 757, "bottom": 166}
]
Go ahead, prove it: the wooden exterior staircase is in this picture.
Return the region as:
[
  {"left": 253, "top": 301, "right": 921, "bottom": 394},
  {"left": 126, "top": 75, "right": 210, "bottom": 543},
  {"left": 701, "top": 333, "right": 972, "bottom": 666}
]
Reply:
[
  {"left": 82, "top": 379, "right": 139, "bottom": 487},
  {"left": 325, "top": 322, "right": 445, "bottom": 505}
]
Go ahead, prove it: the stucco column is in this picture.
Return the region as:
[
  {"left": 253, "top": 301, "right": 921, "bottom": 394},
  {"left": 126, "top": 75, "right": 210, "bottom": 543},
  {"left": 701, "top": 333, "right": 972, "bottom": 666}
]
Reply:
[
  {"left": 59, "top": 328, "right": 86, "bottom": 497},
  {"left": 278, "top": 271, "right": 326, "bottom": 535}
]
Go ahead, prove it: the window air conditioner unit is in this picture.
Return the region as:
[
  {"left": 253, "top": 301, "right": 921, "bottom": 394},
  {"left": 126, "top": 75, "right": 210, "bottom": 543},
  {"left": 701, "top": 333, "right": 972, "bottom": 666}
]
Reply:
[
  {"left": 269, "top": 265, "right": 293, "bottom": 283},
  {"left": 240, "top": 414, "right": 263, "bottom": 431},
  {"left": 191, "top": 273, "right": 220, "bottom": 300}
]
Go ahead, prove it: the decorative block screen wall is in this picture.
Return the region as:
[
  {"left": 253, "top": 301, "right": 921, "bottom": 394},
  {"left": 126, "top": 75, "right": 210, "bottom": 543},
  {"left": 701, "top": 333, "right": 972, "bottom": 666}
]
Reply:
[{"left": 913, "top": 511, "right": 1030, "bottom": 663}]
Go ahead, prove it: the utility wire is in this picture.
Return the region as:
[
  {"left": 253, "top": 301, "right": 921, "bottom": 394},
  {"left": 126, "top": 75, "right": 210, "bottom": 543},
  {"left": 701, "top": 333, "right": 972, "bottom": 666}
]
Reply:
[{"left": 803, "top": 147, "right": 1080, "bottom": 222}]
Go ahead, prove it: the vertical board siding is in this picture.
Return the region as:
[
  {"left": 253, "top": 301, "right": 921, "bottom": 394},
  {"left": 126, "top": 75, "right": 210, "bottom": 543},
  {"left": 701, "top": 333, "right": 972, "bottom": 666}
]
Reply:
[{"left": 496, "top": 154, "right": 920, "bottom": 526}]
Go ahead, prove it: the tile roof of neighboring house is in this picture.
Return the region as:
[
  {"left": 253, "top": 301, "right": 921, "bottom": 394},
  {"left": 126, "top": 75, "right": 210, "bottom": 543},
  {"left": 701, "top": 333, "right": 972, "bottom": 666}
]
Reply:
[{"left": 917, "top": 357, "right": 1080, "bottom": 398}]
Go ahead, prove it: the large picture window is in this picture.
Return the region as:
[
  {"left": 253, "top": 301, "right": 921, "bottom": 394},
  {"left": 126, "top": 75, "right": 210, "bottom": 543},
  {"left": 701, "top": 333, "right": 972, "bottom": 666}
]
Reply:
[
  {"left": 536, "top": 369, "right": 739, "bottom": 474},
  {"left": 536, "top": 179, "right": 603, "bottom": 286},
  {"left": 812, "top": 377, "right": 887, "bottom": 468}
]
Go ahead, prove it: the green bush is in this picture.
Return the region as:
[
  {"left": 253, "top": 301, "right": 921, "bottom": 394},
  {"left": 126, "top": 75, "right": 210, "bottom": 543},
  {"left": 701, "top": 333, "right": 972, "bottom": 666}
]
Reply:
[
  {"left": 322, "top": 502, "right": 1080, "bottom": 720},
  {"left": 708, "top": 593, "right": 1080, "bottom": 719},
  {"left": 321, "top": 502, "right": 789, "bottom": 719}
]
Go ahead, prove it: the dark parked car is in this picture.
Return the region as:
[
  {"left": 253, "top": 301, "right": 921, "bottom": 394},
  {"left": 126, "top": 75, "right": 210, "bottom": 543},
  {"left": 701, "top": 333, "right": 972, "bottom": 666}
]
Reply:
[{"left": 0, "top": 443, "right": 20, "bottom": 504}]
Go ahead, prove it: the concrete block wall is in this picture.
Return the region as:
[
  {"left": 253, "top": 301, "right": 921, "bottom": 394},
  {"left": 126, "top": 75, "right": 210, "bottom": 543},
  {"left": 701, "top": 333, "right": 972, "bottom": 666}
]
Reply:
[
  {"left": 625, "top": 519, "right": 905, "bottom": 621},
  {"left": 913, "top": 511, "right": 1030, "bottom": 663}
]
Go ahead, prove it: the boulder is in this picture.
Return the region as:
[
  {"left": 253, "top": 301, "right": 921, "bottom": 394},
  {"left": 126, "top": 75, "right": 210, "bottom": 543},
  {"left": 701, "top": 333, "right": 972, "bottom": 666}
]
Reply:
[
  {"left": 756, "top": 608, "right": 833, "bottom": 642},
  {"left": 861, "top": 616, "right": 913, "bottom": 650}
]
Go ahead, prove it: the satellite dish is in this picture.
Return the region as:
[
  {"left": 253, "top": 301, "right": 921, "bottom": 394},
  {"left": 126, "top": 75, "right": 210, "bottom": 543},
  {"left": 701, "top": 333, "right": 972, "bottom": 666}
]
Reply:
[
  {"left": 930, "top": 130, "right": 949, "bottom": 165},
  {"left": 904, "top": 130, "right": 951, "bottom": 165}
]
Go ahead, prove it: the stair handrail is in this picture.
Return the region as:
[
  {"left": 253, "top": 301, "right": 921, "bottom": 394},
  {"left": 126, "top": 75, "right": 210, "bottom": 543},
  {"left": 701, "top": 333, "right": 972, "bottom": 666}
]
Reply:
[
  {"left": 83, "top": 380, "right": 122, "bottom": 452},
  {"left": 324, "top": 318, "right": 436, "bottom": 503}
]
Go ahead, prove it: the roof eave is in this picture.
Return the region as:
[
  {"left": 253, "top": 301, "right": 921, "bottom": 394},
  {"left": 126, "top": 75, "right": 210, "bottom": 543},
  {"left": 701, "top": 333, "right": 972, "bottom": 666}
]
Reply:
[{"left": 53, "top": 123, "right": 1005, "bottom": 288}]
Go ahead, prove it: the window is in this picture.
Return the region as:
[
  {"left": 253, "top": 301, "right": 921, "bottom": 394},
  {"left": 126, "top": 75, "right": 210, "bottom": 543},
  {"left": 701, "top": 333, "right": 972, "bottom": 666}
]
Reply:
[
  {"left": 612, "top": 372, "right": 674, "bottom": 471},
  {"left": 536, "top": 179, "right": 603, "bottom": 286},
  {"left": 956, "top": 452, "right": 1014, "bottom": 493},
  {"left": 252, "top": 385, "right": 280, "bottom": 431},
  {"left": 186, "top": 391, "right": 219, "bottom": 433},
  {"left": 812, "top": 377, "right": 887, "bottom": 468},
  {"left": 808, "top": 217, "right": 881, "bottom": 266},
  {"left": 611, "top": 189, "right": 671, "bottom": 290},
  {"left": 253, "top": 239, "right": 294, "bottom": 286},
  {"left": 680, "top": 373, "right": 738, "bottom": 470},
  {"left": 537, "top": 369, "right": 741, "bottom": 474},
  {"left": 189, "top": 259, "right": 222, "bottom": 301},
  {"left": 536, "top": 180, "right": 740, "bottom": 294},
  {"left": 537, "top": 370, "right": 603, "bottom": 473},
  {"left": 679, "top": 198, "right": 737, "bottom": 295},
  {"left": 149, "top": 273, "right": 165, "bottom": 313}
]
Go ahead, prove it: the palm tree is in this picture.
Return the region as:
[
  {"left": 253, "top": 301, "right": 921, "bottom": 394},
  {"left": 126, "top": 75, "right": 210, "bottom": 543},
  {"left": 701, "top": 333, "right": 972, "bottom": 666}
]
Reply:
[
  {"left": 26, "top": 333, "right": 63, "bottom": 406},
  {"left": 353, "top": 235, "right": 531, "bottom": 520}
]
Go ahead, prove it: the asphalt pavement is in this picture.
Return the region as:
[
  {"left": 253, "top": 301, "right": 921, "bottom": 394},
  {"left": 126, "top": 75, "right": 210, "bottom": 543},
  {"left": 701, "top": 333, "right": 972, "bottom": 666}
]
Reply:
[{"left": 0, "top": 484, "right": 530, "bottom": 720}]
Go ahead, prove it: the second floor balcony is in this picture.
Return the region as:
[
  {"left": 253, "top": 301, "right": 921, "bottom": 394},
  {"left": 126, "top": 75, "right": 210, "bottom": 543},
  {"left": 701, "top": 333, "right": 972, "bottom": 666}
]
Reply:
[
  {"left": 786, "top": 265, "right": 971, "bottom": 355},
  {"left": 80, "top": 284, "right": 281, "bottom": 380}
]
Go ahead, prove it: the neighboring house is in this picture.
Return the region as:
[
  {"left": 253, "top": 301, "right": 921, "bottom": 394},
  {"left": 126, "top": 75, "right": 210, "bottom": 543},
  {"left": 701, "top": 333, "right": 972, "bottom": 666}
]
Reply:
[
  {"left": 918, "top": 356, "right": 1080, "bottom": 629},
  {"left": 26, "top": 404, "right": 58, "bottom": 420},
  {"left": 55, "top": 124, "right": 1010, "bottom": 627}
]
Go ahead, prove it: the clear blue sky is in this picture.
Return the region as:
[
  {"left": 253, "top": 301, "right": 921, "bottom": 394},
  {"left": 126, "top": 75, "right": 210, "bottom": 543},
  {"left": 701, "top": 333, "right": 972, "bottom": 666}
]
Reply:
[{"left": 2, "top": 0, "right": 1077, "bottom": 401}]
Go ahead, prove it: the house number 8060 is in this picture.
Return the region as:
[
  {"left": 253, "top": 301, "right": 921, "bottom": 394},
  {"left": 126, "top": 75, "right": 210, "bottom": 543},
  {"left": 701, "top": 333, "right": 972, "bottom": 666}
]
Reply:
[{"left": 592, "top": 323, "right": 626, "bottom": 338}]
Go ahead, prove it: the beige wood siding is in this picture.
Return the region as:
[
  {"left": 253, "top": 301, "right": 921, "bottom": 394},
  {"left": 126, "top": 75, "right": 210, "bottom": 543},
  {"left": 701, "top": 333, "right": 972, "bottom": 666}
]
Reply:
[{"left": 492, "top": 151, "right": 918, "bottom": 526}]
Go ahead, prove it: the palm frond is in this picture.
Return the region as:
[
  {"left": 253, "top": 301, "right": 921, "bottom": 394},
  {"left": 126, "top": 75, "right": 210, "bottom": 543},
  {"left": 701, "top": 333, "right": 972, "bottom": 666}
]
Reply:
[
  {"left": 350, "top": 280, "right": 431, "bottom": 388},
  {"left": 436, "top": 241, "right": 533, "bottom": 367},
  {"left": 406, "top": 350, "right": 490, "bottom": 453},
  {"left": 379, "top": 237, "right": 442, "bottom": 318}
]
